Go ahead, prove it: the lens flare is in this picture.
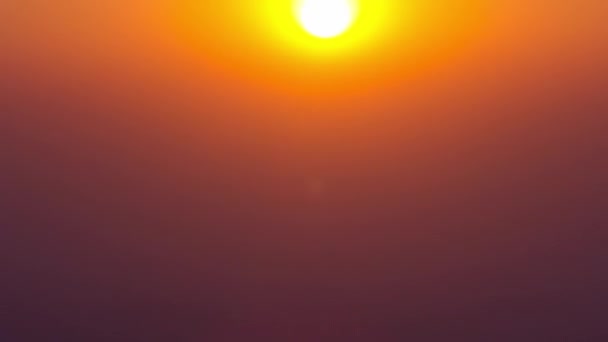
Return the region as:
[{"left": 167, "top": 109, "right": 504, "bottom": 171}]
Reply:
[{"left": 296, "top": 0, "right": 357, "bottom": 39}]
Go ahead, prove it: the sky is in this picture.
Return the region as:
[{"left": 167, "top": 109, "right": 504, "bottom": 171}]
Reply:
[{"left": 1, "top": 1, "right": 608, "bottom": 341}]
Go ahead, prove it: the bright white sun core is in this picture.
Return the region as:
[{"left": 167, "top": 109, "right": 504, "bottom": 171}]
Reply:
[{"left": 295, "top": 0, "right": 357, "bottom": 38}]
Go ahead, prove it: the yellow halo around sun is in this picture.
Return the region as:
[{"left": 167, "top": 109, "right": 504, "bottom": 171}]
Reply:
[{"left": 295, "top": 0, "right": 358, "bottom": 38}]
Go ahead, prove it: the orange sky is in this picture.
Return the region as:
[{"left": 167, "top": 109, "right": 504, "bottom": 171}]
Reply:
[
  {"left": 2, "top": 1, "right": 606, "bottom": 100},
  {"left": 1, "top": 1, "right": 608, "bottom": 340}
]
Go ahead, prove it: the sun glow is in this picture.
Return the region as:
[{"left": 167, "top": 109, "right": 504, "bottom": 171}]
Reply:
[
  {"left": 295, "top": 0, "right": 358, "bottom": 39},
  {"left": 174, "top": 0, "right": 490, "bottom": 93}
]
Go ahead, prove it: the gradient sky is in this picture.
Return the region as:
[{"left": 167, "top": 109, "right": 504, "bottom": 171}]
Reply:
[{"left": 1, "top": 1, "right": 607, "bottom": 341}]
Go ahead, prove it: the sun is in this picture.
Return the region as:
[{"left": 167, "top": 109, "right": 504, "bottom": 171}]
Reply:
[{"left": 295, "top": 0, "right": 358, "bottom": 39}]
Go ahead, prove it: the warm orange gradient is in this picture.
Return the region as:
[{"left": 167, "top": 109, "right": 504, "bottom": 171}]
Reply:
[
  {"left": 172, "top": 0, "right": 489, "bottom": 97},
  {"left": 3, "top": 1, "right": 608, "bottom": 341}
]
